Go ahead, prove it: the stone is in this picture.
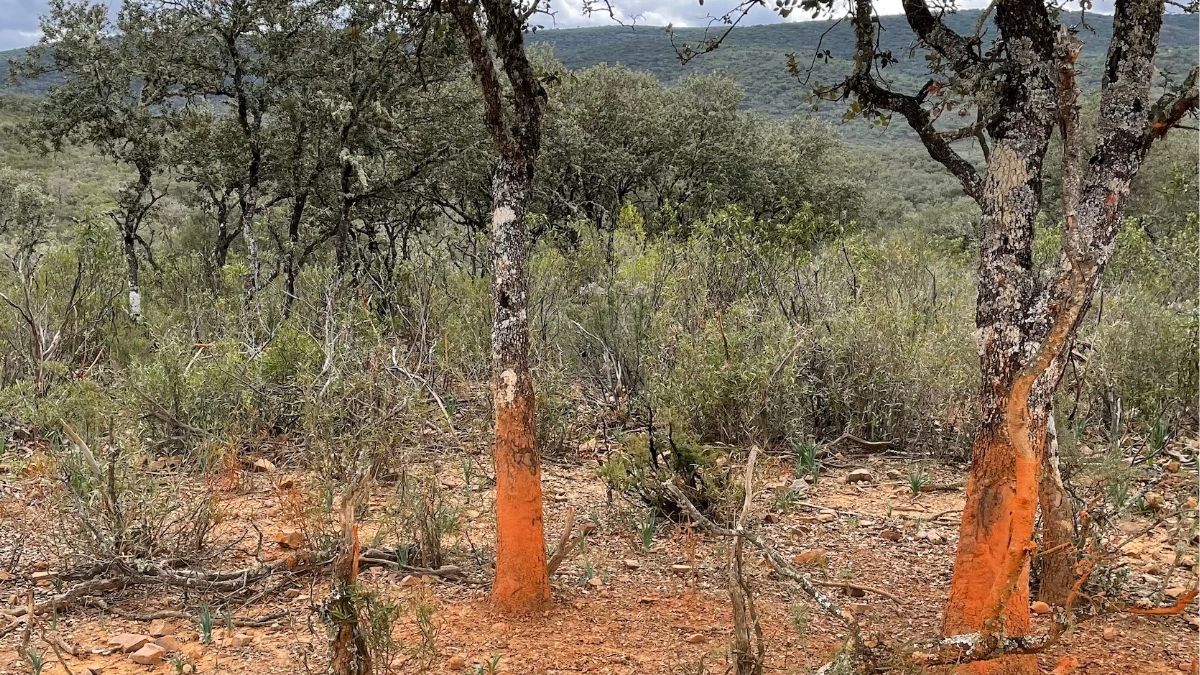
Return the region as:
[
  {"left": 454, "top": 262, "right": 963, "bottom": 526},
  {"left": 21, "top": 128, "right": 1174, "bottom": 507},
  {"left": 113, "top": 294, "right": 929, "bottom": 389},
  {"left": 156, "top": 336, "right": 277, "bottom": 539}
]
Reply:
[
  {"left": 147, "top": 620, "right": 169, "bottom": 637},
  {"left": 917, "top": 529, "right": 944, "bottom": 544},
  {"left": 251, "top": 458, "right": 276, "bottom": 472},
  {"left": 845, "top": 468, "right": 872, "bottom": 484},
  {"left": 787, "top": 479, "right": 810, "bottom": 496},
  {"left": 1102, "top": 627, "right": 1117, "bottom": 640},
  {"left": 1164, "top": 586, "right": 1192, "bottom": 599},
  {"left": 273, "top": 530, "right": 304, "bottom": 549},
  {"left": 1031, "top": 601, "right": 1052, "bottom": 615},
  {"left": 130, "top": 643, "right": 166, "bottom": 665},
  {"left": 30, "top": 570, "right": 54, "bottom": 585},
  {"left": 1144, "top": 492, "right": 1166, "bottom": 512},
  {"left": 792, "top": 549, "right": 828, "bottom": 567},
  {"left": 685, "top": 633, "right": 705, "bottom": 644},
  {"left": 586, "top": 576, "right": 602, "bottom": 588},
  {"left": 623, "top": 559, "right": 641, "bottom": 569},
  {"left": 816, "top": 512, "right": 836, "bottom": 523},
  {"left": 880, "top": 529, "right": 902, "bottom": 542},
  {"left": 108, "top": 633, "right": 151, "bottom": 653},
  {"left": 885, "top": 469, "right": 902, "bottom": 480},
  {"left": 229, "top": 633, "right": 252, "bottom": 647},
  {"left": 671, "top": 564, "right": 694, "bottom": 575},
  {"left": 154, "top": 636, "right": 184, "bottom": 653},
  {"left": 446, "top": 654, "right": 468, "bottom": 670}
]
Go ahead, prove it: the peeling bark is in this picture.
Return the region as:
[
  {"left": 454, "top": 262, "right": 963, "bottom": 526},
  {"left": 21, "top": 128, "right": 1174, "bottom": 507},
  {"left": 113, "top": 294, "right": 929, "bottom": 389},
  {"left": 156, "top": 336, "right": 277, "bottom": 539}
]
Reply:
[
  {"left": 1037, "top": 414, "right": 1077, "bottom": 606},
  {"left": 446, "top": 0, "right": 551, "bottom": 615}
]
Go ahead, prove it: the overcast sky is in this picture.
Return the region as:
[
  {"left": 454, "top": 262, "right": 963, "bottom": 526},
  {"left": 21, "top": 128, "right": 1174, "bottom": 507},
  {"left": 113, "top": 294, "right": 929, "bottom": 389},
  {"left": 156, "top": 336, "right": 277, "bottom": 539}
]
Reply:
[{"left": 0, "top": 0, "right": 1116, "bottom": 51}]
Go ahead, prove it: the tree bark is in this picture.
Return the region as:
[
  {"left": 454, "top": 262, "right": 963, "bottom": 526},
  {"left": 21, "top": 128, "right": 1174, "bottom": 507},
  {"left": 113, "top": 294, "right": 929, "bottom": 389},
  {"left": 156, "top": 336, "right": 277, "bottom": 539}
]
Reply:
[
  {"left": 1037, "top": 414, "right": 1076, "bottom": 606},
  {"left": 446, "top": 0, "right": 551, "bottom": 615},
  {"left": 488, "top": 159, "right": 550, "bottom": 613}
]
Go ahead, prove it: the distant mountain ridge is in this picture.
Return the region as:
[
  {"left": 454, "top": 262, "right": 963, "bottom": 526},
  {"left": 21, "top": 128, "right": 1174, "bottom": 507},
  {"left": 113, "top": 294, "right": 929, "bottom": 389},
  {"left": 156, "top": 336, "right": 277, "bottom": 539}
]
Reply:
[{"left": 527, "top": 10, "right": 1198, "bottom": 118}]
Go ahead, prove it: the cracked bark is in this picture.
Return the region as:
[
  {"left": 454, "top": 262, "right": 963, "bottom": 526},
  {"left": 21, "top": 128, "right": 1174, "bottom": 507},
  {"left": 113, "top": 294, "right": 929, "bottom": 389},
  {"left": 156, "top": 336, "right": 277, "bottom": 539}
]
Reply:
[{"left": 446, "top": 0, "right": 550, "bottom": 614}]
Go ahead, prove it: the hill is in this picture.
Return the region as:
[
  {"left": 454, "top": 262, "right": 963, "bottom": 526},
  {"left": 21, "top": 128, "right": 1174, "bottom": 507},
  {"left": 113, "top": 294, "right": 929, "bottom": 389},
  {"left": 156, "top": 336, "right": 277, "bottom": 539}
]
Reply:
[{"left": 528, "top": 11, "right": 1198, "bottom": 118}]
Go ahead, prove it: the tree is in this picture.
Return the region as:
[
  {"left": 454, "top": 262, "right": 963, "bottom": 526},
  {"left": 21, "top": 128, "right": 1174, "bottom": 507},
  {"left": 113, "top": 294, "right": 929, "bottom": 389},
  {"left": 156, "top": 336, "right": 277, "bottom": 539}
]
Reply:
[
  {"left": 16, "top": 0, "right": 172, "bottom": 323},
  {"left": 640, "top": 0, "right": 1198, "bottom": 669},
  {"left": 444, "top": 0, "right": 552, "bottom": 613}
]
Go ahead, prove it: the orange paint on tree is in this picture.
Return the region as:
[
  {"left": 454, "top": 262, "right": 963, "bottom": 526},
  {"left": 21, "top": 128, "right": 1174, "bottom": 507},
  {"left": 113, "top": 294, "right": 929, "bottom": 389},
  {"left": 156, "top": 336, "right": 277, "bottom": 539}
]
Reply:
[{"left": 491, "top": 385, "right": 551, "bottom": 613}]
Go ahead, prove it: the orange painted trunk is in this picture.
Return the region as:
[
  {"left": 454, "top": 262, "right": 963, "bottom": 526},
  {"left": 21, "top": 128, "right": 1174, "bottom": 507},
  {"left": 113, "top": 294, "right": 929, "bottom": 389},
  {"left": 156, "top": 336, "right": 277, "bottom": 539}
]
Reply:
[
  {"left": 491, "top": 383, "right": 551, "bottom": 613},
  {"left": 943, "top": 388, "right": 1047, "bottom": 675}
]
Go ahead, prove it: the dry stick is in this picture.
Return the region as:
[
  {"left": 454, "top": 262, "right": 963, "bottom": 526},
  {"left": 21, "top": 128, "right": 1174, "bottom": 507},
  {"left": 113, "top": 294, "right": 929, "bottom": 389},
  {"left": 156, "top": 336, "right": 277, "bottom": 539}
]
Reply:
[
  {"left": 662, "top": 481, "right": 853, "bottom": 623},
  {"left": 728, "top": 447, "right": 765, "bottom": 675},
  {"left": 83, "top": 598, "right": 282, "bottom": 626},
  {"left": 1126, "top": 589, "right": 1198, "bottom": 616},
  {"left": 546, "top": 508, "right": 597, "bottom": 576}
]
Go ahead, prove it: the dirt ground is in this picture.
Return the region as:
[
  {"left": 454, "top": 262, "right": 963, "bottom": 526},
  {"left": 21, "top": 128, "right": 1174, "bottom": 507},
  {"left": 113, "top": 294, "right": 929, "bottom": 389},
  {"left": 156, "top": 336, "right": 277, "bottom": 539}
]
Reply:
[{"left": 1, "top": 445, "right": 1196, "bottom": 674}]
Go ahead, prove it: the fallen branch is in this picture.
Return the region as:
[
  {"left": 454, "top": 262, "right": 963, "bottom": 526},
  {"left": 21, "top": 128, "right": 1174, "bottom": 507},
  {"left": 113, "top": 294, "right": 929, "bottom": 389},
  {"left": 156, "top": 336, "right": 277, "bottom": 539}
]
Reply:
[
  {"left": 1126, "top": 589, "right": 1198, "bottom": 615},
  {"left": 663, "top": 481, "right": 853, "bottom": 623},
  {"left": 810, "top": 580, "right": 903, "bottom": 604}
]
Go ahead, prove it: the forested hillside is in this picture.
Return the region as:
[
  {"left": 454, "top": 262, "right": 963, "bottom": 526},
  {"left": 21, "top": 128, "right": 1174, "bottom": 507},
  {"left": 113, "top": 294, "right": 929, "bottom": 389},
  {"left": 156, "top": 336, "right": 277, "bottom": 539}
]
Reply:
[
  {"left": 0, "top": 2, "right": 1196, "bottom": 674},
  {"left": 528, "top": 11, "right": 1199, "bottom": 118}
]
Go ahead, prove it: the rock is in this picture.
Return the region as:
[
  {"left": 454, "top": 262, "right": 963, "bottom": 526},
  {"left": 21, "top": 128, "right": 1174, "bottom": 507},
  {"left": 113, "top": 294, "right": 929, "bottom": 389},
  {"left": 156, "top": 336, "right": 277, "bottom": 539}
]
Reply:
[
  {"left": 147, "top": 620, "right": 169, "bottom": 637},
  {"left": 31, "top": 560, "right": 49, "bottom": 571},
  {"left": 446, "top": 654, "right": 468, "bottom": 670},
  {"left": 792, "top": 549, "right": 828, "bottom": 567},
  {"left": 273, "top": 530, "right": 304, "bottom": 549},
  {"left": 623, "top": 559, "right": 641, "bottom": 570},
  {"left": 108, "top": 634, "right": 152, "bottom": 653},
  {"left": 229, "top": 633, "right": 252, "bottom": 648},
  {"left": 131, "top": 643, "right": 166, "bottom": 665},
  {"left": 763, "top": 513, "right": 781, "bottom": 524},
  {"left": 586, "top": 576, "right": 602, "bottom": 588},
  {"left": 251, "top": 457, "right": 276, "bottom": 472},
  {"left": 1102, "top": 627, "right": 1117, "bottom": 640},
  {"left": 1165, "top": 586, "right": 1192, "bottom": 599},
  {"left": 917, "top": 529, "right": 944, "bottom": 544},
  {"left": 816, "top": 513, "right": 836, "bottom": 523},
  {"left": 1031, "top": 601, "right": 1052, "bottom": 615},
  {"left": 846, "top": 468, "right": 872, "bottom": 484},
  {"left": 685, "top": 632, "right": 705, "bottom": 644},
  {"left": 880, "top": 529, "right": 902, "bottom": 542},
  {"left": 671, "top": 564, "right": 694, "bottom": 575},
  {"left": 154, "top": 635, "right": 183, "bottom": 653},
  {"left": 30, "top": 570, "right": 54, "bottom": 585},
  {"left": 787, "top": 479, "right": 810, "bottom": 496},
  {"left": 1144, "top": 492, "right": 1166, "bottom": 512},
  {"left": 1166, "top": 460, "right": 1181, "bottom": 473},
  {"left": 885, "top": 469, "right": 902, "bottom": 480}
]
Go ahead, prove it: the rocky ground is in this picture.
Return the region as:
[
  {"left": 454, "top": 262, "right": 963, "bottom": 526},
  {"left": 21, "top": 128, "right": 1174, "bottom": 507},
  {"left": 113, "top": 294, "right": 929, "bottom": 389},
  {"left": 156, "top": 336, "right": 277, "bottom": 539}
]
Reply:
[{"left": 0, "top": 440, "right": 1196, "bottom": 674}]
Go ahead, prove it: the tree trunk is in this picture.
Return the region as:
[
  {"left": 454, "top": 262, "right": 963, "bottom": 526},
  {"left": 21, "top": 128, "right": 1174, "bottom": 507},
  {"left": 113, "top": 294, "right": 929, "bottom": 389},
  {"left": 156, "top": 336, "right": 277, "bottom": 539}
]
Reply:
[
  {"left": 943, "top": 128, "right": 1054, "bottom": 675},
  {"left": 328, "top": 522, "right": 369, "bottom": 675},
  {"left": 488, "top": 158, "right": 550, "bottom": 614},
  {"left": 1037, "top": 414, "right": 1077, "bottom": 606},
  {"left": 121, "top": 216, "right": 142, "bottom": 323},
  {"left": 284, "top": 191, "right": 308, "bottom": 316}
]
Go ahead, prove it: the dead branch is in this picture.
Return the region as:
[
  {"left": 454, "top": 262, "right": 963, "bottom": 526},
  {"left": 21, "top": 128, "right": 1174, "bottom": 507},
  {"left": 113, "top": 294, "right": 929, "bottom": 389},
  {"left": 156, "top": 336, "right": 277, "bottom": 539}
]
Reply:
[
  {"left": 1126, "top": 589, "right": 1198, "bottom": 615},
  {"left": 546, "top": 508, "right": 597, "bottom": 576}
]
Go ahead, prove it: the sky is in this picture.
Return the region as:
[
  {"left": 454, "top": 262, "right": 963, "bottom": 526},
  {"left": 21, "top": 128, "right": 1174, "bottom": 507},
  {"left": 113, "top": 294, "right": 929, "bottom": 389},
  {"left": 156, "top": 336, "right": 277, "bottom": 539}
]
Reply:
[{"left": 0, "top": 0, "right": 1117, "bottom": 51}]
